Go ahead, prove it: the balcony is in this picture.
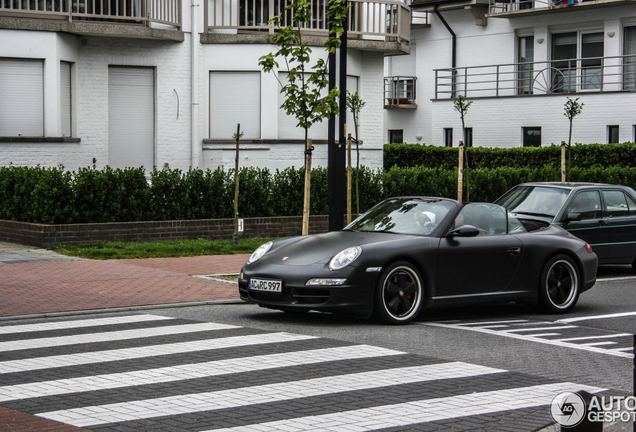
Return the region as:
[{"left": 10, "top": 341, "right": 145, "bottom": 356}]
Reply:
[
  {"left": 0, "top": 0, "right": 182, "bottom": 39},
  {"left": 488, "top": 0, "right": 632, "bottom": 16},
  {"left": 434, "top": 55, "right": 636, "bottom": 99},
  {"left": 384, "top": 76, "right": 416, "bottom": 107},
  {"left": 202, "top": 0, "right": 411, "bottom": 53}
]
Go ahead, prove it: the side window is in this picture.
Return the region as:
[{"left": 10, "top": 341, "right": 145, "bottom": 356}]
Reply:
[
  {"left": 566, "top": 191, "right": 602, "bottom": 220},
  {"left": 602, "top": 190, "right": 629, "bottom": 217},
  {"left": 454, "top": 204, "right": 507, "bottom": 236}
]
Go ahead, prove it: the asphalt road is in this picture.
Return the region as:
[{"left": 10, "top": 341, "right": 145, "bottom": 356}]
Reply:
[{"left": 153, "top": 265, "right": 636, "bottom": 395}]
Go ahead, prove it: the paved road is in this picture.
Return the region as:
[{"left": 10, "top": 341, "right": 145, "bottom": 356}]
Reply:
[{"left": 0, "top": 312, "right": 611, "bottom": 432}]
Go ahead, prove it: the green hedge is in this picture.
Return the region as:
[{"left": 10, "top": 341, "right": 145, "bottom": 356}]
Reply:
[
  {"left": 2, "top": 164, "right": 636, "bottom": 225},
  {"left": 384, "top": 142, "right": 636, "bottom": 170}
]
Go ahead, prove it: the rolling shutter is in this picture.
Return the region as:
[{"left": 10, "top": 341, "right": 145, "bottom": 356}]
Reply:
[
  {"left": 277, "top": 72, "right": 329, "bottom": 140},
  {"left": 0, "top": 58, "right": 44, "bottom": 136},
  {"left": 209, "top": 71, "right": 261, "bottom": 139},
  {"left": 108, "top": 66, "right": 155, "bottom": 170},
  {"left": 60, "top": 62, "right": 72, "bottom": 137}
]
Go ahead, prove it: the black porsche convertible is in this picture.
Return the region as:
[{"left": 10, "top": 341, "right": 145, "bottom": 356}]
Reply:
[{"left": 238, "top": 197, "right": 598, "bottom": 324}]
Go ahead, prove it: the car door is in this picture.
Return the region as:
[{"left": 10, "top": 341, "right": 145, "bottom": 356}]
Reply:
[
  {"left": 601, "top": 189, "right": 636, "bottom": 262},
  {"left": 558, "top": 190, "right": 609, "bottom": 260},
  {"left": 436, "top": 204, "right": 524, "bottom": 297}
]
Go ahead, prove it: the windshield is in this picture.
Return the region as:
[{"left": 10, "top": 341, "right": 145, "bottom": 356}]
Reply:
[
  {"left": 497, "top": 186, "right": 570, "bottom": 219},
  {"left": 345, "top": 199, "right": 455, "bottom": 235}
]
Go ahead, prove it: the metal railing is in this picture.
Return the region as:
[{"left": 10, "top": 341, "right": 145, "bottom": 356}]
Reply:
[
  {"left": 435, "top": 55, "right": 636, "bottom": 99},
  {"left": 0, "top": 0, "right": 180, "bottom": 27},
  {"left": 384, "top": 76, "right": 416, "bottom": 105},
  {"left": 205, "top": 0, "right": 411, "bottom": 43},
  {"left": 489, "top": 0, "right": 602, "bottom": 14}
]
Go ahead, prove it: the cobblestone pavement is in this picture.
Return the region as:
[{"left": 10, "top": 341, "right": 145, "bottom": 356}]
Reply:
[{"left": 0, "top": 313, "right": 611, "bottom": 432}]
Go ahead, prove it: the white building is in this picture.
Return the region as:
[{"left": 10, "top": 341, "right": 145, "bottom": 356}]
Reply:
[
  {"left": 384, "top": 0, "right": 636, "bottom": 148},
  {"left": 0, "top": 0, "right": 411, "bottom": 172}
]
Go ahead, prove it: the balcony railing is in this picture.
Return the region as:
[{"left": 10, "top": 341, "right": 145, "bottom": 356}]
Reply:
[
  {"left": 0, "top": 0, "right": 181, "bottom": 27},
  {"left": 384, "top": 75, "right": 416, "bottom": 107},
  {"left": 434, "top": 55, "right": 636, "bottom": 99},
  {"left": 489, "top": 0, "right": 612, "bottom": 14},
  {"left": 205, "top": 0, "right": 411, "bottom": 43}
]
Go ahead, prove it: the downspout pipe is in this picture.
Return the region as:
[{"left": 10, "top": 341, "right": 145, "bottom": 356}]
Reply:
[
  {"left": 191, "top": 0, "right": 199, "bottom": 167},
  {"left": 433, "top": 5, "right": 456, "bottom": 69}
]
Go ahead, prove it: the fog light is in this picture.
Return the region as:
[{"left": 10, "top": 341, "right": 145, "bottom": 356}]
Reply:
[{"left": 306, "top": 278, "right": 347, "bottom": 286}]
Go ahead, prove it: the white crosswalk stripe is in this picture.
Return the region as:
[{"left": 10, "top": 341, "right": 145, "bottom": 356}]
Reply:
[
  {"left": 0, "top": 314, "right": 174, "bottom": 335},
  {"left": 0, "top": 322, "right": 238, "bottom": 352},
  {"left": 0, "top": 345, "right": 404, "bottom": 402},
  {"left": 0, "top": 314, "right": 610, "bottom": 432},
  {"left": 40, "top": 362, "right": 508, "bottom": 427},
  {"left": 0, "top": 332, "right": 317, "bottom": 374},
  {"left": 206, "top": 382, "right": 604, "bottom": 432}
]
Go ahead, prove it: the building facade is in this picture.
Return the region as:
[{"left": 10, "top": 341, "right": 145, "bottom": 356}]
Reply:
[
  {"left": 384, "top": 0, "right": 636, "bottom": 148},
  {"left": 0, "top": 0, "right": 411, "bottom": 172}
]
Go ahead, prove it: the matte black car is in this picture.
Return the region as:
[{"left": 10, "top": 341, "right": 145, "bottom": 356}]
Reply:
[
  {"left": 495, "top": 182, "right": 636, "bottom": 270},
  {"left": 238, "top": 197, "right": 597, "bottom": 324}
]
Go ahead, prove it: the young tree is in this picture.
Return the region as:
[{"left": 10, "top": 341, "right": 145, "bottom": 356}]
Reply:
[
  {"left": 346, "top": 91, "right": 365, "bottom": 216},
  {"left": 232, "top": 124, "right": 244, "bottom": 245},
  {"left": 259, "top": 0, "right": 348, "bottom": 235},
  {"left": 564, "top": 97, "right": 584, "bottom": 181},
  {"left": 453, "top": 95, "right": 473, "bottom": 201}
]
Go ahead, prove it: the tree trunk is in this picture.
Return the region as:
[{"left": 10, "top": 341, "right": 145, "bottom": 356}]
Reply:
[{"left": 302, "top": 137, "right": 312, "bottom": 235}]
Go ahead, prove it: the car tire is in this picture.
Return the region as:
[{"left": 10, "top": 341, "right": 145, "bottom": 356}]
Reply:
[
  {"left": 374, "top": 261, "right": 424, "bottom": 324},
  {"left": 539, "top": 254, "right": 581, "bottom": 313}
]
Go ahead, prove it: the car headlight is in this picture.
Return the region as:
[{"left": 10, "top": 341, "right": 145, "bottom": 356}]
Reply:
[
  {"left": 247, "top": 241, "right": 273, "bottom": 264},
  {"left": 329, "top": 246, "right": 362, "bottom": 271}
]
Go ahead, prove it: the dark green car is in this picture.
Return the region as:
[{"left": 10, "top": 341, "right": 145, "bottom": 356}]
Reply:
[{"left": 495, "top": 182, "right": 636, "bottom": 270}]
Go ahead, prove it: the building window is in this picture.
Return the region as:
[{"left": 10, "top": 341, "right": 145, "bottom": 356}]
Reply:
[
  {"left": 389, "top": 130, "right": 403, "bottom": 143},
  {"left": 61, "top": 61, "right": 72, "bottom": 137},
  {"left": 518, "top": 35, "right": 534, "bottom": 95},
  {"left": 551, "top": 31, "right": 604, "bottom": 93},
  {"left": 608, "top": 125, "right": 619, "bottom": 144},
  {"left": 278, "top": 72, "right": 327, "bottom": 139},
  {"left": 210, "top": 71, "right": 261, "bottom": 139},
  {"left": 523, "top": 127, "right": 541, "bottom": 147},
  {"left": 444, "top": 128, "right": 453, "bottom": 147},
  {"left": 463, "top": 128, "right": 473, "bottom": 147},
  {"left": 624, "top": 26, "right": 636, "bottom": 90},
  {"left": 0, "top": 58, "right": 44, "bottom": 136}
]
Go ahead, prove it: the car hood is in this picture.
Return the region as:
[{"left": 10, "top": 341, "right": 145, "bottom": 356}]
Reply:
[{"left": 259, "top": 230, "right": 415, "bottom": 266}]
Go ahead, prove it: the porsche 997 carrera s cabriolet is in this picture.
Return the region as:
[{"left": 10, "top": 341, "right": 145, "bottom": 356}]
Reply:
[{"left": 238, "top": 197, "right": 598, "bottom": 324}]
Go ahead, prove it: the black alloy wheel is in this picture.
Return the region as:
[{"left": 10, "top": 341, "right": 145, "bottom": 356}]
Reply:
[
  {"left": 375, "top": 261, "right": 424, "bottom": 324},
  {"left": 539, "top": 254, "right": 581, "bottom": 313}
]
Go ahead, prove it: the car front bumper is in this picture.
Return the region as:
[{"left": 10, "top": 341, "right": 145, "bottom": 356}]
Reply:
[{"left": 238, "top": 263, "right": 379, "bottom": 318}]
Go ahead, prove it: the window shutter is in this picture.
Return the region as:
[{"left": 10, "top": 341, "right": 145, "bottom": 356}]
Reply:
[
  {"left": 210, "top": 72, "right": 261, "bottom": 139},
  {"left": 61, "top": 62, "right": 72, "bottom": 137},
  {"left": 0, "top": 58, "right": 44, "bottom": 136}
]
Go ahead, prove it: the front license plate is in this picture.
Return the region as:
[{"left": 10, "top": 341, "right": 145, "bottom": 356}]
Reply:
[{"left": 249, "top": 278, "right": 282, "bottom": 292}]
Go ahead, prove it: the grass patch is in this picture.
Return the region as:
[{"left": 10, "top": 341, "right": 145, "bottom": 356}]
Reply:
[{"left": 52, "top": 237, "right": 275, "bottom": 260}]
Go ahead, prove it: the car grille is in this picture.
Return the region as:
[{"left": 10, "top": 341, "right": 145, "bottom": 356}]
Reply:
[{"left": 291, "top": 288, "right": 330, "bottom": 305}]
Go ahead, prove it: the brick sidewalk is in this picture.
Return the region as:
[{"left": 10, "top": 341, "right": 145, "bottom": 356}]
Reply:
[{"left": 0, "top": 254, "right": 250, "bottom": 318}]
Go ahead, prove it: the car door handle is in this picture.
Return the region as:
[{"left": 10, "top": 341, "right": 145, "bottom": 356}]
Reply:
[
  {"left": 507, "top": 247, "right": 521, "bottom": 256},
  {"left": 597, "top": 220, "right": 607, "bottom": 226}
]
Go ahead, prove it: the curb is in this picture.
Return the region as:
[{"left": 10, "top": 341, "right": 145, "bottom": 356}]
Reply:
[{"left": 0, "top": 299, "right": 246, "bottom": 322}]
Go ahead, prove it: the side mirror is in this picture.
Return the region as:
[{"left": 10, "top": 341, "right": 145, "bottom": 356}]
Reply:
[
  {"left": 564, "top": 212, "right": 582, "bottom": 222},
  {"left": 448, "top": 224, "right": 481, "bottom": 238}
]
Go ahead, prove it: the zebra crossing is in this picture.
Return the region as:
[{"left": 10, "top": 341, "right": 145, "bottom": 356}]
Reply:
[
  {"left": 422, "top": 319, "right": 634, "bottom": 358},
  {"left": 0, "top": 314, "right": 606, "bottom": 431}
]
